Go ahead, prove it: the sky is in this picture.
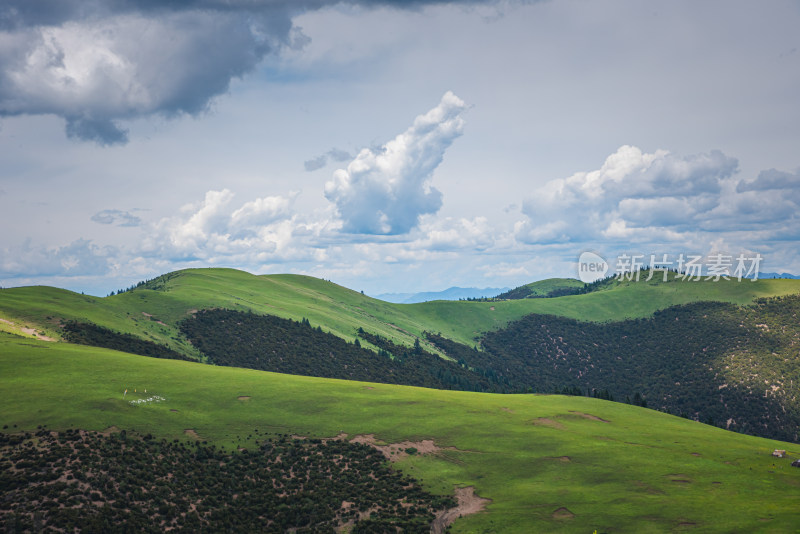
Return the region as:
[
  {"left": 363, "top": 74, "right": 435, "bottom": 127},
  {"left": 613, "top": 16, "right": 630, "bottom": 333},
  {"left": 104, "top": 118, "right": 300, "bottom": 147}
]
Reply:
[{"left": 1, "top": 0, "right": 799, "bottom": 296}]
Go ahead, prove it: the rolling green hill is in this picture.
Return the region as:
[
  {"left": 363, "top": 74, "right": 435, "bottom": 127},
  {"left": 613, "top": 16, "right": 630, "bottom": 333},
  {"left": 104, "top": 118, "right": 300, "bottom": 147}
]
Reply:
[
  {"left": 494, "top": 277, "right": 587, "bottom": 299},
  {"left": 1, "top": 268, "right": 799, "bottom": 354},
  {"left": 2, "top": 332, "right": 800, "bottom": 533}
]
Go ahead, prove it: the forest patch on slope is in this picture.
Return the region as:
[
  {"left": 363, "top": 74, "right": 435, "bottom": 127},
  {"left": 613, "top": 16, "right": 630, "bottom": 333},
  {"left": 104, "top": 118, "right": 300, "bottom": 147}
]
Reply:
[
  {"left": 0, "top": 428, "right": 452, "bottom": 533},
  {"left": 179, "top": 309, "right": 508, "bottom": 392}
]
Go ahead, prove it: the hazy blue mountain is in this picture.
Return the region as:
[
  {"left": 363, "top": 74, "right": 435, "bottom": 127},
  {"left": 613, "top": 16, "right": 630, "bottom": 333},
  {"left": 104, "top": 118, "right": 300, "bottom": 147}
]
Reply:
[
  {"left": 755, "top": 272, "right": 800, "bottom": 279},
  {"left": 374, "top": 286, "right": 510, "bottom": 304}
]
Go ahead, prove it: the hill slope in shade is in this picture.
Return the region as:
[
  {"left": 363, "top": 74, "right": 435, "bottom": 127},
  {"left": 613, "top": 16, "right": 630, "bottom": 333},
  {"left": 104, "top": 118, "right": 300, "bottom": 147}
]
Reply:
[{"left": 1, "top": 333, "right": 800, "bottom": 533}]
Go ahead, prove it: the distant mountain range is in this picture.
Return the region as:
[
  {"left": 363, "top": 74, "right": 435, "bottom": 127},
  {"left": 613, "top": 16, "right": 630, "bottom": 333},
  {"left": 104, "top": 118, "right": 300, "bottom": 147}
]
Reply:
[
  {"left": 756, "top": 272, "right": 800, "bottom": 279},
  {"left": 374, "top": 286, "right": 510, "bottom": 304}
]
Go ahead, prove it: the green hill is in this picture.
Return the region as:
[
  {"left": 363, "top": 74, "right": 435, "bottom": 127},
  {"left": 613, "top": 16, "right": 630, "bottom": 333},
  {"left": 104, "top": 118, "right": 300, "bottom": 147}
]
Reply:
[
  {"left": 494, "top": 277, "right": 587, "bottom": 299},
  {"left": 2, "top": 332, "right": 800, "bottom": 533},
  {"left": 1, "top": 267, "right": 799, "bottom": 353}
]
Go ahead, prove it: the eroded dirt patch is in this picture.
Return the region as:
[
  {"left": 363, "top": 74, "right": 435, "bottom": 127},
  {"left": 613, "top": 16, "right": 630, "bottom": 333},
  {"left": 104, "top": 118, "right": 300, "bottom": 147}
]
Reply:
[
  {"left": 568, "top": 411, "right": 610, "bottom": 422},
  {"left": 349, "top": 434, "right": 452, "bottom": 461},
  {"left": 184, "top": 429, "right": 200, "bottom": 440},
  {"left": 1, "top": 317, "right": 56, "bottom": 341},
  {"left": 237, "top": 396, "right": 251, "bottom": 401},
  {"left": 431, "top": 486, "right": 490, "bottom": 534},
  {"left": 21, "top": 327, "right": 56, "bottom": 341},
  {"left": 531, "top": 418, "right": 566, "bottom": 430},
  {"left": 552, "top": 507, "right": 575, "bottom": 519},
  {"left": 547, "top": 456, "right": 571, "bottom": 462}
]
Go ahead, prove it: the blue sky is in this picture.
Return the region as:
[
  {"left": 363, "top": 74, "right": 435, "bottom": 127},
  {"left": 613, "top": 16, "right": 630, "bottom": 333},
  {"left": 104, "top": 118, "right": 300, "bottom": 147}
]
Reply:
[{"left": 1, "top": 0, "right": 799, "bottom": 296}]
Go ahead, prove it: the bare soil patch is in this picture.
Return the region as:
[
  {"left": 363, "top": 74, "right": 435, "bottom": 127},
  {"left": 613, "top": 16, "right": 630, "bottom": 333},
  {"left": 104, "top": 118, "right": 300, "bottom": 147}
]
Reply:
[
  {"left": 184, "top": 429, "right": 200, "bottom": 440},
  {"left": 3, "top": 316, "right": 57, "bottom": 341},
  {"left": 431, "top": 486, "right": 490, "bottom": 533},
  {"left": 20, "top": 327, "right": 56, "bottom": 341},
  {"left": 530, "top": 418, "right": 566, "bottom": 430},
  {"left": 548, "top": 456, "right": 571, "bottom": 462},
  {"left": 100, "top": 426, "right": 120, "bottom": 435},
  {"left": 362, "top": 386, "right": 375, "bottom": 389},
  {"left": 569, "top": 411, "right": 610, "bottom": 422},
  {"left": 349, "top": 434, "right": 457, "bottom": 461},
  {"left": 552, "top": 507, "right": 575, "bottom": 519},
  {"left": 237, "top": 396, "right": 251, "bottom": 401}
]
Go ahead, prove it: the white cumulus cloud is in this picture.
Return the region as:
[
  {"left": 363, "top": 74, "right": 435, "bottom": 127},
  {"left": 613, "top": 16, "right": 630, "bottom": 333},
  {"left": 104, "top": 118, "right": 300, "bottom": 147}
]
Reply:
[
  {"left": 324, "top": 91, "right": 467, "bottom": 234},
  {"left": 517, "top": 145, "right": 739, "bottom": 244},
  {"left": 142, "top": 189, "right": 302, "bottom": 262}
]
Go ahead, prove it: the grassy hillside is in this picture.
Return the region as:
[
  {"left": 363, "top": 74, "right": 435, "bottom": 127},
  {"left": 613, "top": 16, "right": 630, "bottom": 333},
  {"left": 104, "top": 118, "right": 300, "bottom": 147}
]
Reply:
[
  {"left": 495, "top": 277, "right": 586, "bottom": 299},
  {"left": 2, "top": 332, "right": 799, "bottom": 532},
  {"left": 1, "top": 268, "right": 799, "bottom": 353}
]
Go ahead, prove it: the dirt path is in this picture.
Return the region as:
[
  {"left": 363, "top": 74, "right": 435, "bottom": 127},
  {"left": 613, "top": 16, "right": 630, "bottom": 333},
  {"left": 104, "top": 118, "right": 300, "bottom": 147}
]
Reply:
[
  {"left": 1, "top": 317, "right": 56, "bottom": 341},
  {"left": 431, "top": 486, "right": 491, "bottom": 533}
]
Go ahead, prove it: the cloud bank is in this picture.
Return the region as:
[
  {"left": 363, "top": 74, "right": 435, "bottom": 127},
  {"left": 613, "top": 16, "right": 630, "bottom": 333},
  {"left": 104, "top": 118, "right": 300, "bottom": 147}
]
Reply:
[
  {"left": 324, "top": 91, "right": 467, "bottom": 234},
  {"left": 516, "top": 145, "right": 741, "bottom": 244}
]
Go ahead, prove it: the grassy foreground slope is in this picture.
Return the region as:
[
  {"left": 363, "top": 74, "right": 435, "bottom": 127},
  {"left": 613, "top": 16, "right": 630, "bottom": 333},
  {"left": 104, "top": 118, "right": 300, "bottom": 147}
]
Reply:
[
  {"left": 2, "top": 333, "right": 799, "bottom": 533},
  {"left": 1, "top": 268, "right": 800, "bottom": 352}
]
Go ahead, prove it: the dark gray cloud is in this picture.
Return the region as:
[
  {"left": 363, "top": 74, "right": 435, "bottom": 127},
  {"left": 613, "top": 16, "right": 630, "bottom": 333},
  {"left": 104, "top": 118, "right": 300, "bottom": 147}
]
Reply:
[
  {"left": 0, "top": 8, "right": 287, "bottom": 145},
  {"left": 91, "top": 209, "right": 142, "bottom": 227},
  {"left": 736, "top": 168, "right": 800, "bottom": 193},
  {"left": 328, "top": 148, "right": 352, "bottom": 162},
  {"left": 0, "top": 0, "right": 497, "bottom": 146},
  {"left": 304, "top": 148, "right": 353, "bottom": 171},
  {"left": 304, "top": 155, "right": 328, "bottom": 172},
  {"left": 0, "top": 0, "right": 496, "bottom": 29}
]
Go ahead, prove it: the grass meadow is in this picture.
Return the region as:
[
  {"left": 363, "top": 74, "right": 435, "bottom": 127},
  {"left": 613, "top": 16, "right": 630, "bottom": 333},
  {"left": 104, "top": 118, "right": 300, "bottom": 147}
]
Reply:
[{"left": 2, "top": 332, "right": 799, "bottom": 533}]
